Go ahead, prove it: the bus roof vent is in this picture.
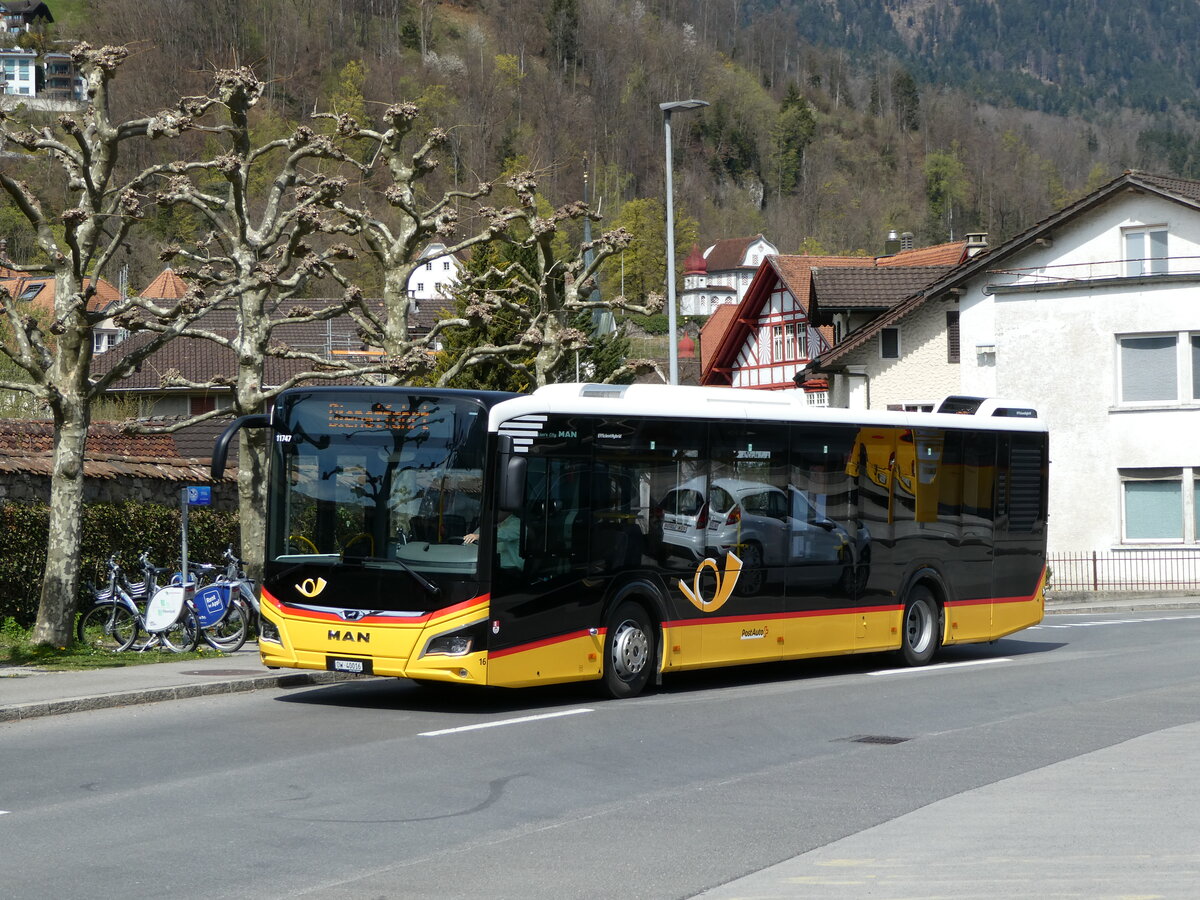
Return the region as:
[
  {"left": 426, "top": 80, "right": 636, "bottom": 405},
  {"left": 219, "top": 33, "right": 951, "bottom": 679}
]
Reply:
[
  {"left": 936, "top": 395, "right": 1038, "bottom": 418},
  {"left": 579, "top": 383, "right": 629, "bottom": 399}
]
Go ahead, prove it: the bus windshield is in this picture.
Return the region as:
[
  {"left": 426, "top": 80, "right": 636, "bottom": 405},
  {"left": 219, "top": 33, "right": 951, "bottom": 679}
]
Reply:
[{"left": 268, "top": 391, "right": 488, "bottom": 579}]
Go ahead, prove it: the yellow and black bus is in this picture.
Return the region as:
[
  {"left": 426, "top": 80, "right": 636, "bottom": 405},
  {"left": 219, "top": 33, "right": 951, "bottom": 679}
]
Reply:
[{"left": 213, "top": 384, "right": 1048, "bottom": 698}]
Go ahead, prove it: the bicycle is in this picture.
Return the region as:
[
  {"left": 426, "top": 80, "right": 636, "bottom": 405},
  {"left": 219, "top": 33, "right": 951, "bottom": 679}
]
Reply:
[
  {"left": 188, "top": 560, "right": 251, "bottom": 653},
  {"left": 77, "top": 555, "right": 200, "bottom": 653},
  {"left": 219, "top": 546, "right": 260, "bottom": 632}
]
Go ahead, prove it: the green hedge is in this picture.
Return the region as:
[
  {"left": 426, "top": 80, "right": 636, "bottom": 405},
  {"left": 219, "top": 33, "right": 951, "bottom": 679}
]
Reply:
[{"left": 0, "top": 500, "right": 240, "bottom": 627}]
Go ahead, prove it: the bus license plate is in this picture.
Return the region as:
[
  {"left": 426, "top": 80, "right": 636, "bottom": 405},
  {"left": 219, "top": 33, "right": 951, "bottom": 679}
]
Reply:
[{"left": 328, "top": 657, "right": 372, "bottom": 675}]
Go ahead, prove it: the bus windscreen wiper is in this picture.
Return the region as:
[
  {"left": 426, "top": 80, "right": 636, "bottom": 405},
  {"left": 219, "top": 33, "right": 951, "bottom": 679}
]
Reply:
[{"left": 345, "top": 553, "right": 441, "bottom": 596}]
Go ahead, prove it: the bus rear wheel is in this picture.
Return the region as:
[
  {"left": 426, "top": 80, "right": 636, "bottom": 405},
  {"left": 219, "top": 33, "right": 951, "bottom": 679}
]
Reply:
[
  {"left": 602, "top": 602, "right": 655, "bottom": 699},
  {"left": 900, "top": 585, "right": 939, "bottom": 666}
]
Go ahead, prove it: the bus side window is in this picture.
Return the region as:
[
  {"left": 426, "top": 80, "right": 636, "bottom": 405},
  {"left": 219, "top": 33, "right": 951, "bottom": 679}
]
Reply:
[{"left": 521, "top": 457, "right": 588, "bottom": 577}]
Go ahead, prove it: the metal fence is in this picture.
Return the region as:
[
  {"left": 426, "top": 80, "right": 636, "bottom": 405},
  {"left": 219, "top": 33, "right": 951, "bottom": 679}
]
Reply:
[{"left": 1047, "top": 550, "right": 1200, "bottom": 592}]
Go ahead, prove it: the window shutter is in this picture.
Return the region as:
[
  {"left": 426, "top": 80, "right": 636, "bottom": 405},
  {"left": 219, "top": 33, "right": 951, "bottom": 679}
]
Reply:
[
  {"left": 946, "top": 310, "right": 960, "bottom": 363},
  {"left": 1120, "top": 335, "right": 1177, "bottom": 402}
]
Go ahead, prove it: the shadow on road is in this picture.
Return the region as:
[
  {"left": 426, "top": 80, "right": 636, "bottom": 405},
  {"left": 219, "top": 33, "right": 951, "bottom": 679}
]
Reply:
[{"left": 273, "top": 633, "right": 1064, "bottom": 714}]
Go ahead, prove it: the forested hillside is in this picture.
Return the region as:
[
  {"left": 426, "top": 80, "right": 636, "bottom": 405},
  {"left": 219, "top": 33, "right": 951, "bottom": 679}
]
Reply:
[{"left": 6, "top": 0, "right": 1195, "bottom": 293}]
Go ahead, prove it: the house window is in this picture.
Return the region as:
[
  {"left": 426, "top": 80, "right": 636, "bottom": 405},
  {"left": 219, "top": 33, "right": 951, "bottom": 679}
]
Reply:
[
  {"left": 1118, "top": 333, "right": 1199, "bottom": 404},
  {"left": 416, "top": 282, "right": 424, "bottom": 292},
  {"left": 1124, "top": 226, "right": 1168, "bottom": 276},
  {"left": 1193, "top": 335, "right": 1200, "bottom": 400},
  {"left": 783, "top": 324, "right": 796, "bottom": 361},
  {"left": 425, "top": 261, "right": 433, "bottom": 271},
  {"left": 946, "top": 310, "right": 960, "bottom": 363},
  {"left": 190, "top": 395, "right": 217, "bottom": 416},
  {"left": 771, "top": 325, "right": 783, "bottom": 363},
  {"left": 880, "top": 327, "right": 900, "bottom": 359},
  {"left": 443, "top": 261, "right": 451, "bottom": 271},
  {"left": 1120, "top": 468, "right": 1199, "bottom": 543}
]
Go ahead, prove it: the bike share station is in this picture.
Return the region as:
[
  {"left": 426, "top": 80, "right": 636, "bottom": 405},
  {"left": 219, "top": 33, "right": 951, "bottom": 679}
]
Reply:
[{"left": 142, "top": 486, "right": 237, "bottom": 639}]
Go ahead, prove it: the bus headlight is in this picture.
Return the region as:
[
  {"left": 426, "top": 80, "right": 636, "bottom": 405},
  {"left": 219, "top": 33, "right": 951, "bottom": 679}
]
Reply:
[
  {"left": 259, "top": 616, "right": 282, "bottom": 645},
  {"left": 422, "top": 620, "right": 487, "bottom": 658}
]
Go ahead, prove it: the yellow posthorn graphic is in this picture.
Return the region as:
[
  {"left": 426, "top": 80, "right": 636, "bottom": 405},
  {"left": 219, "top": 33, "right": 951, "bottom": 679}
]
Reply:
[
  {"left": 297, "top": 577, "right": 328, "bottom": 598},
  {"left": 679, "top": 552, "right": 742, "bottom": 613}
]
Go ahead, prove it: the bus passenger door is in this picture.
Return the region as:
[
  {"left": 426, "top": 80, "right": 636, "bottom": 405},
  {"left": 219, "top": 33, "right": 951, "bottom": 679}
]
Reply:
[{"left": 488, "top": 449, "right": 604, "bottom": 687}]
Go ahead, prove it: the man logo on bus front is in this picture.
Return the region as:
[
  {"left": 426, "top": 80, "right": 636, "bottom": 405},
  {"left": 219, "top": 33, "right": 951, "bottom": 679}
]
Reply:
[{"left": 678, "top": 552, "right": 742, "bottom": 613}]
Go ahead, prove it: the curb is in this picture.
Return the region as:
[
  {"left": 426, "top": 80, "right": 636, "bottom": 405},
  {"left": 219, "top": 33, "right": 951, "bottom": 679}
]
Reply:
[{"left": 0, "top": 669, "right": 370, "bottom": 724}]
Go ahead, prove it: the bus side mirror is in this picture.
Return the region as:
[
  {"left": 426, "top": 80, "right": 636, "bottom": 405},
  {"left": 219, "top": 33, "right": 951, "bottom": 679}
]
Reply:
[
  {"left": 497, "top": 434, "right": 526, "bottom": 512},
  {"left": 211, "top": 414, "right": 271, "bottom": 480}
]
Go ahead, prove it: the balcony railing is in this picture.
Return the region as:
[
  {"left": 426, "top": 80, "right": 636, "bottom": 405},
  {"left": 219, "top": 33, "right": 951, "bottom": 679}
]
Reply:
[
  {"left": 1047, "top": 550, "right": 1200, "bottom": 592},
  {"left": 986, "top": 255, "right": 1200, "bottom": 289}
]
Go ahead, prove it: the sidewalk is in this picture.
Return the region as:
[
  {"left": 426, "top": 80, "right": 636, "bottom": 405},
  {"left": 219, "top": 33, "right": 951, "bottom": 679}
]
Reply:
[
  {"left": 3, "top": 594, "right": 1198, "bottom": 723},
  {"left": 0, "top": 645, "right": 364, "bottom": 723}
]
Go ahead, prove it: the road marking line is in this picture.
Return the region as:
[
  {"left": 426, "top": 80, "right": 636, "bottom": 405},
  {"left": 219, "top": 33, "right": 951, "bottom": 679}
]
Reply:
[
  {"left": 869, "top": 658, "right": 1011, "bottom": 676},
  {"left": 1037, "top": 613, "right": 1200, "bottom": 629},
  {"left": 419, "top": 708, "right": 594, "bottom": 736}
]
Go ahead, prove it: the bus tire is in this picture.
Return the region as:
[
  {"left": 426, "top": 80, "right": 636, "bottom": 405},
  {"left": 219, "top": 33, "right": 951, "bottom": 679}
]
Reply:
[
  {"left": 602, "top": 601, "right": 655, "bottom": 699},
  {"left": 899, "top": 585, "right": 939, "bottom": 666}
]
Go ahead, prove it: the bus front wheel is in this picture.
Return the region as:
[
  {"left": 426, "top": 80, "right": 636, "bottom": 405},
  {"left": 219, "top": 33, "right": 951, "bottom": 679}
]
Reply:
[
  {"left": 602, "top": 602, "right": 655, "bottom": 699},
  {"left": 900, "top": 585, "right": 940, "bottom": 666}
]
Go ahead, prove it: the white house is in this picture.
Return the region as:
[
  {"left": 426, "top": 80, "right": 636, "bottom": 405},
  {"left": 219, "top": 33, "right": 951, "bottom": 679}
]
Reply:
[
  {"left": 406, "top": 242, "right": 463, "bottom": 305},
  {"left": 679, "top": 234, "right": 778, "bottom": 316},
  {"left": 0, "top": 47, "right": 36, "bottom": 96},
  {"left": 801, "top": 171, "right": 1200, "bottom": 567}
]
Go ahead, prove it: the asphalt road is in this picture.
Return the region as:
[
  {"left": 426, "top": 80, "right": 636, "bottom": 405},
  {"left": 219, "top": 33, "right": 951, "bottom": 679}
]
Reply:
[{"left": 3, "top": 610, "right": 1200, "bottom": 899}]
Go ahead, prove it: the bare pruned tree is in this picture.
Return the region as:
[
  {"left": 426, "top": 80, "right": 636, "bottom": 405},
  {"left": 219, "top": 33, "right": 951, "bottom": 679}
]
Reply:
[
  {"left": 136, "top": 66, "right": 395, "bottom": 574},
  {"left": 0, "top": 43, "right": 230, "bottom": 647},
  {"left": 321, "top": 103, "right": 531, "bottom": 381},
  {"left": 443, "top": 198, "right": 663, "bottom": 387}
]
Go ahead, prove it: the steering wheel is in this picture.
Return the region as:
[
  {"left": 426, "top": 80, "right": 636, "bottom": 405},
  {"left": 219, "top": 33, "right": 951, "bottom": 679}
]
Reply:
[
  {"left": 342, "top": 533, "right": 375, "bottom": 556},
  {"left": 287, "top": 534, "right": 320, "bottom": 554}
]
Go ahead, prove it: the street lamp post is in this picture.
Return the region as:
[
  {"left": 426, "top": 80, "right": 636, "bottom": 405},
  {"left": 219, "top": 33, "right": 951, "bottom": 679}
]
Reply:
[{"left": 660, "top": 98, "right": 708, "bottom": 385}]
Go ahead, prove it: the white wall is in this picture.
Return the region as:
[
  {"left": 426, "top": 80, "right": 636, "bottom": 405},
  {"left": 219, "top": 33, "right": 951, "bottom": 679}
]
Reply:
[
  {"left": 834, "top": 301, "right": 960, "bottom": 411},
  {"left": 959, "top": 192, "right": 1200, "bottom": 552}
]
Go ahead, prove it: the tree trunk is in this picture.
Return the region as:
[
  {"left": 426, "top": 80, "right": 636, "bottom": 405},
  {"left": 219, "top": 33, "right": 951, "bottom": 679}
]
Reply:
[
  {"left": 237, "top": 426, "right": 269, "bottom": 584},
  {"left": 32, "top": 399, "right": 89, "bottom": 647}
]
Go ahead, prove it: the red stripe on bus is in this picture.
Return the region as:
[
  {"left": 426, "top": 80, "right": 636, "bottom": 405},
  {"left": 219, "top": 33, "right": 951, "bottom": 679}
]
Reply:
[
  {"left": 262, "top": 588, "right": 488, "bottom": 624},
  {"left": 489, "top": 629, "right": 596, "bottom": 659}
]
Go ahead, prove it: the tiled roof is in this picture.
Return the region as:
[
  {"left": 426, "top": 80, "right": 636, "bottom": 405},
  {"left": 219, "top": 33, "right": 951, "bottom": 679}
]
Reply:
[
  {"left": 0, "top": 273, "right": 122, "bottom": 313},
  {"left": 139, "top": 269, "right": 190, "bottom": 300},
  {"left": 877, "top": 241, "right": 967, "bottom": 267},
  {"left": 92, "top": 299, "right": 456, "bottom": 391},
  {"left": 704, "top": 235, "right": 763, "bottom": 271},
  {"left": 1127, "top": 171, "right": 1200, "bottom": 204},
  {"left": 699, "top": 304, "right": 739, "bottom": 375},
  {"left": 810, "top": 265, "right": 954, "bottom": 315},
  {"left": 0, "top": 420, "right": 230, "bottom": 481}
]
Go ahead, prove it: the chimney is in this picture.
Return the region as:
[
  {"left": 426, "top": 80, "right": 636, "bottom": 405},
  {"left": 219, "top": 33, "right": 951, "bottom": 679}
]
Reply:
[
  {"left": 900, "top": 232, "right": 914, "bottom": 251},
  {"left": 884, "top": 230, "right": 901, "bottom": 256},
  {"left": 966, "top": 233, "right": 988, "bottom": 257}
]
